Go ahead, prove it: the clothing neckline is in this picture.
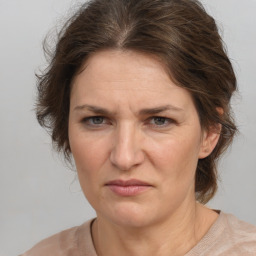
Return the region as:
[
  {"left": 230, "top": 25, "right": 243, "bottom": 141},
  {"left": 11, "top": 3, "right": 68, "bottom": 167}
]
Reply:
[
  {"left": 185, "top": 210, "right": 225, "bottom": 255},
  {"left": 76, "top": 210, "right": 224, "bottom": 256}
]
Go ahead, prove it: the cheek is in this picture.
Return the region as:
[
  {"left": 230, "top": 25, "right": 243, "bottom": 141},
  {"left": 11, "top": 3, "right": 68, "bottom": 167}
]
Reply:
[
  {"left": 148, "top": 133, "right": 201, "bottom": 184},
  {"left": 149, "top": 137, "right": 200, "bottom": 209},
  {"left": 151, "top": 133, "right": 200, "bottom": 164},
  {"left": 69, "top": 128, "right": 109, "bottom": 187},
  {"left": 69, "top": 133, "right": 111, "bottom": 210},
  {"left": 72, "top": 140, "right": 104, "bottom": 170}
]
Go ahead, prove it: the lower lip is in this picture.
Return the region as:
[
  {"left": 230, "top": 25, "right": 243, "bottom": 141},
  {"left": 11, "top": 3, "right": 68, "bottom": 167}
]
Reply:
[{"left": 106, "top": 185, "right": 151, "bottom": 196}]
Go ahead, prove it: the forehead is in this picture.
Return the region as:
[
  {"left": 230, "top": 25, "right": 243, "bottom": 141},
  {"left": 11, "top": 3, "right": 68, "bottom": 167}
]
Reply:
[
  {"left": 75, "top": 49, "right": 172, "bottom": 87},
  {"left": 71, "top": 49, "right": 195, "bottom": 112}
]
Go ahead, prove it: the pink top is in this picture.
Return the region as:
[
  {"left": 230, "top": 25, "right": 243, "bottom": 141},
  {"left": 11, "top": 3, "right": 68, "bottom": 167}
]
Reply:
[{"left": 21, "top": 212, "right": 256, "bottom": 256}]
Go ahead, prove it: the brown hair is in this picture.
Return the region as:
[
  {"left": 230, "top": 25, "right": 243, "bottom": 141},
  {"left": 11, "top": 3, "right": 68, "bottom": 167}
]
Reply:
[{"left": 36, "top": 0, "right": 237, "bottom": 203}]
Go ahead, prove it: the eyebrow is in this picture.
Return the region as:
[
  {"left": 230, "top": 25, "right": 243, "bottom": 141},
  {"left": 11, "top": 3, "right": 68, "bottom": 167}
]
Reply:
[
  {"left": 138, "top": 105, "right": 184, "bottom": 115},
  {"left": 74, "top": 104, "right": 114, "bottom": 115},
  {"left": 73, "top": 104, "right": 184, "bottom": 115}
]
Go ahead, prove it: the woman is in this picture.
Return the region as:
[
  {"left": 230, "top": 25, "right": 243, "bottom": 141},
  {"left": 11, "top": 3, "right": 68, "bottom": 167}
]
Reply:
[{"left": 22, "top": 0, "right": 256, "bottom": 255}]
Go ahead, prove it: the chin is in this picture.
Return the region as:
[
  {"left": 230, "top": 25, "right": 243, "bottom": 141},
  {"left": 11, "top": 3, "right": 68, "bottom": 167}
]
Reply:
[{"left": 101, "top": 201, "right": 159, "bottom": 228}]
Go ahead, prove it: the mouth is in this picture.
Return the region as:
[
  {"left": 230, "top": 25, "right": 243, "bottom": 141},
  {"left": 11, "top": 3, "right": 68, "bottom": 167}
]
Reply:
[{"left": 105, "top": 179, "right": 152, "bottom": 196}]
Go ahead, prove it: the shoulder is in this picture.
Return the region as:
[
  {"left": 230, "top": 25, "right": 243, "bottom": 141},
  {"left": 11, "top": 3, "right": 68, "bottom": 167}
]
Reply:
[
  {"left": 223, "top": 212, "right": 256, "bottom": 250},
  {"left": 187, "top": 211, "right": 256, "bottom": 256},
  {"left": 208, "top": 212, "right": 256, "bottom": 255},
  {"left": 20, "top": 219, "right": 93, "bottom": 256},
  {"left": 20, "top": 226, "right": 80, "bottom": 256}
]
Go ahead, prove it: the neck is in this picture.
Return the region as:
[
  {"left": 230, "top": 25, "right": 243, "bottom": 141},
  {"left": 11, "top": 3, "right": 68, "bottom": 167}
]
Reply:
[{"left": 92, "top": 203, "right": 218, "bottom": 256}]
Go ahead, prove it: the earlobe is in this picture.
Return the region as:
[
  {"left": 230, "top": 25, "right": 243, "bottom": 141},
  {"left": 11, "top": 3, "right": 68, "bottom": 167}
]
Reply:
[{"left": 198, "top": 124, "right": 221, "bottom": 159}]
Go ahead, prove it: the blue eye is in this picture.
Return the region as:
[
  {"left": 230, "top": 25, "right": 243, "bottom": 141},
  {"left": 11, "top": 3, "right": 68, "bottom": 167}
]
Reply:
[
  {"left": 148, "top": 116, "right": 174, "bottom": 127},
  {"left": 90, "top": 116, "right": 104, "bottom": 124},
  {"left": 83, "top": 116, "right": 105, "bottom": 126}
]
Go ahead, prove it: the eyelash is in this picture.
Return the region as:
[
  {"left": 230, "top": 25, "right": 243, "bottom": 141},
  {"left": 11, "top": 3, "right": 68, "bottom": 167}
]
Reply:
[{"left": 81, "top": 116, "right": 175, "bottom": 129}]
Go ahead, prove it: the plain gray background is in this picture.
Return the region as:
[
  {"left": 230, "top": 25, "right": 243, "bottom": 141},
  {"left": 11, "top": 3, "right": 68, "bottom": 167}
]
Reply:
[{"left": 0, "top": 0, "right": 256, "bottom": 255}]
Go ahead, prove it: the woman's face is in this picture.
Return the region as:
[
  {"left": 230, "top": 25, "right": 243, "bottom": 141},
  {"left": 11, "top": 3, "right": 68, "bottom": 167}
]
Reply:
[{"left": 69, "top": 50, "right": 213, "bottom": 227}]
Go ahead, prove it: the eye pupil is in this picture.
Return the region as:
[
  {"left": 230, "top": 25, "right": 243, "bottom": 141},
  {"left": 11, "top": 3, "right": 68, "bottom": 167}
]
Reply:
[
  {"left": 92, "top": 117, "right": 103, "bottom": 124},
  {"left": 154, "top": 117, "right": 166, "bottom": 125}
]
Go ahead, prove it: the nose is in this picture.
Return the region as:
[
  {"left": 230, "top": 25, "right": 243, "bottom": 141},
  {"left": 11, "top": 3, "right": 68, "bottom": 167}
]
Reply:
[{"left": 110, "top": 122, "right": 145, "bottom": 171}]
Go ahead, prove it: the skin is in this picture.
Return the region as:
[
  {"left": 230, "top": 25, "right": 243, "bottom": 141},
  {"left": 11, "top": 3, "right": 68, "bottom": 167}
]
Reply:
[{"left": 69, "top": 49, "right": 220, "bottom": 256}]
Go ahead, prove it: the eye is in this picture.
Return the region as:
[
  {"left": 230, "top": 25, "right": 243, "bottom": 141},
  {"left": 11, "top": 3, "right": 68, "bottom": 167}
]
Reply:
[
  {"left": 82, "top": 116, "right": 106, "bottom": 126},
  {"left": 90, "top": 116, "right": 104, "bottom": 124},
  {"left": 148, "top": 116, "right": 175, "bottom": 127},
  {"left": 152, "top": 117, "right": 167, "bottom": 125}
]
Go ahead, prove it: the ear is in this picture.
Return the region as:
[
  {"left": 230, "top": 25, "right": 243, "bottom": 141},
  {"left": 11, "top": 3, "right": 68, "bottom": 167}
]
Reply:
[
  {"left": 198, "top": 123, "right": 221, "bottom": 159},
  {"left": 198, "top": 107, "right": 223, "bottom": 159}
]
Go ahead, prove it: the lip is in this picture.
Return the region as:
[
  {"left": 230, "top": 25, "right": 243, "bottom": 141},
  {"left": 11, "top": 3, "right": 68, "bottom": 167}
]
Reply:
[
  {"left": 106, "top": 179, "right": 151, "bottom": 186},
  {"left": 105, "top": 179, "right": 152, "bottom": 196}
]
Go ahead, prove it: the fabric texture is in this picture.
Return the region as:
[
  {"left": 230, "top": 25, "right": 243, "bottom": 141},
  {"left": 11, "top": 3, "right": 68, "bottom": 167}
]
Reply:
[{"left": 21, "top": 212, "right": 256, "bottom": 256}]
